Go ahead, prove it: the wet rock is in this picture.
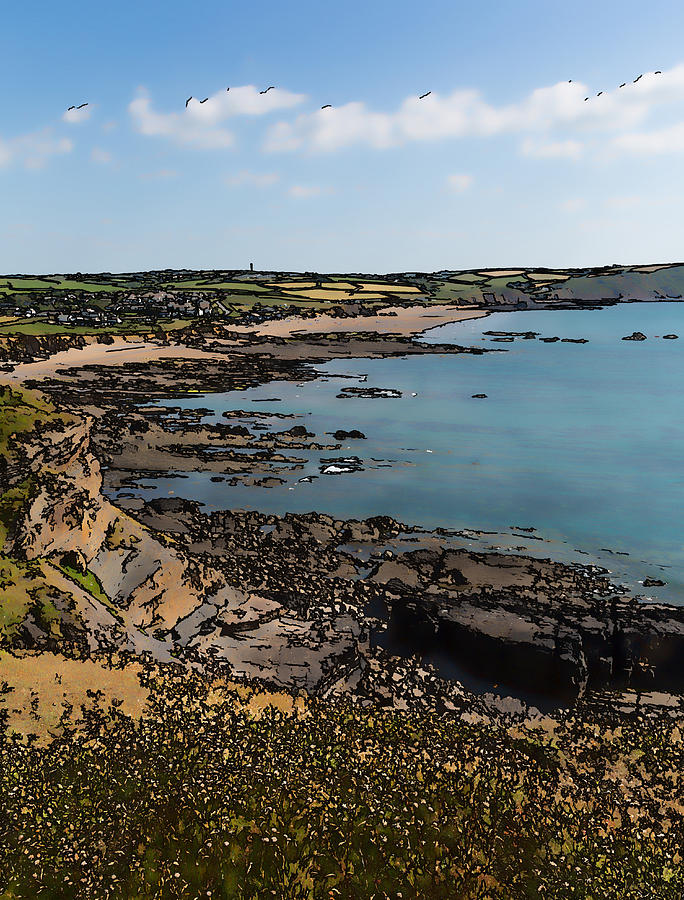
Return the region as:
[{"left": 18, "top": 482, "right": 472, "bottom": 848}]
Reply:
[
  {"left": 336, "top": 387, "right": 402, "bottom": 399},
  {"left": 663, "top": 334, "right": 679, "bottom": 339},
  {"left": 622, "top": 332, "right": 647, "bottom": 341},
  {"left": 320, "top": 456, "right": 364, "bottom": 474},
  {"left": 283, "top": 425, "right": 314, "bottom": 438},
  {"left": 471, "top": 394, "right": 488, "bottom": 399},
  {"left": 219, "top": 419, "right": 252, "bottom": 437},
  {"left": 561, "top": 338, "right": 589, "bottom": 343},
  {"left": 333, "top": 429, "right": 366, "bottom": 440},
  {"left": 540, "top": 337, "right": 560, "bottom": 343},
  {"left": 253, "top": 476, "right": 286, "bottom": 487},
  {"left": 643, "top": 577, "right": 666, "bottom": 587}
]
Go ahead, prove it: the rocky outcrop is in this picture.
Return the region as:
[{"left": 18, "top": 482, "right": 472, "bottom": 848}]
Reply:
[
  {"left": 4, "top": 402, "right": 684, "bottom": 719},
  {"left": 368, "top": 547, "right": 684, "bottom": 701}
]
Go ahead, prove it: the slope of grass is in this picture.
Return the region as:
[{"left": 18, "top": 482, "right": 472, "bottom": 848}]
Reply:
[
  {"left": 0, "top": 557, "right": 64, "bottom": 644},
  {"left": 0, "top": 666, "right": 681, "bottom": 899}
]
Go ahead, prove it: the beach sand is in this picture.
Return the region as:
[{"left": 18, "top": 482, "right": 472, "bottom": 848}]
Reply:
[
  {"left": 5, "top": 305, "right": 487, "bottom": 382},
  {"left": 5, "top": 341, "right": 230, "bottom": 382},
  {"left": 230, "top": 304, "right": 487, "bottom": 339}
]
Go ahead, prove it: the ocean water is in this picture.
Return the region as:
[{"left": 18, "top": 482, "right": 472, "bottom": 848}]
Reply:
[{"left": 126, "top": 302, "right": 684, "bottom": 605}]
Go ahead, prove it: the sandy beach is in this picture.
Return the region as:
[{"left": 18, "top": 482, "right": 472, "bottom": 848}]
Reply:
[
  {"left": 231, "top": 304, "right": 487, "bottom": 339},
  {"left": 4, "top": 305, "right": 487, "bottom": 382},
  {"left": 4, "top": 341, "right": 231, "bottom": 382}
]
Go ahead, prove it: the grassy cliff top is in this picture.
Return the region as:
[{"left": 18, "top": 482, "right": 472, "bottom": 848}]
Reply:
[{"left": 0, "top": 659, "right": 682, "bottom": 898}]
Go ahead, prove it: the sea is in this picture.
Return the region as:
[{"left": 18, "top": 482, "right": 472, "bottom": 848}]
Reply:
[{"left": 120, "top": 301, "right": 684, "bottom": 606}]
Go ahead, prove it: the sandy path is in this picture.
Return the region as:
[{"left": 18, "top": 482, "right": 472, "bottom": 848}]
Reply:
[
  {"left": 229, "top": 304, "right": 487, "bottom": 338},
  {"left": 4, "top": 341, "right": 231, "bottom": 383}
]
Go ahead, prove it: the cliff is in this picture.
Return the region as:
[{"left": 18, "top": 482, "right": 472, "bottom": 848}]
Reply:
[{"left": 2, "top": 384, "right": 683, "bottom": 718}]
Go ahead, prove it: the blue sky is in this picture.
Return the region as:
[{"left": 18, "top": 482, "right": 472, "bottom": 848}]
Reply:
[{"left": 2, "top": 0, "right": 684, "bottom": 273}]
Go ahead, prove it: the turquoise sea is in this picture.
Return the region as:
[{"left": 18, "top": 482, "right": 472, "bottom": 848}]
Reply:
[{"left": 127, "top": 302, "right": 684, "bottom": 605}]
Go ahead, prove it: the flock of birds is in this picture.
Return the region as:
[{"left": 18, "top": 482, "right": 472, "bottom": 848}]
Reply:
[
  {"left": 183, "top": 85, "right": 276, "bottom": 108},
  {"left": 66, "top": 70, "right": 665, "bottom": 116},
  {"left": 580, "top": 69, "right": 662, "bottom": 101}
]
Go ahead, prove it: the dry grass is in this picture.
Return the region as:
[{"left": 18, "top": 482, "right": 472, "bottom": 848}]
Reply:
[{"left": 0, "top": 651, "right": 149, "bottom": 744}]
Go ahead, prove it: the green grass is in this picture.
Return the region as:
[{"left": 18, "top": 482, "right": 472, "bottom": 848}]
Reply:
[
  {"left": 0, "top": 321, "right": 161, "bottom": 336},
  {"left": 163, "top": 280, "right": 270, "bottom": 292},
  {"left": 0, "top": 385, "right": 74, "bottom": 459},
  {"left": 0, "top": 556, "right": 64, "bottom": 643},
  {"left": 59, "top": 564, "right": 109, "bottom": 607},
  {"left": 0, "top": 277, "right": 128, "bottom": 294},
  {"left": 0, "top": 667, "right": 681, "bottom": 898},
  {"left": 0, "top": 479, "right": 36, "bottom": 551}
]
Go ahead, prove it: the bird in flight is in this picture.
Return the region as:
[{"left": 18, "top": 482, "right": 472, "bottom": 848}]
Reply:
[
  {"left": 619, "top": 82, "right": 626, "bottom": 88},
  {"left": 199, "top": 97, "right": 209, "bottom": 103},
  {"left": 321, "top": 104, "right": 332, "bottom": 109},
  {"left": 260, "top": 86, "right": 275, "bottom": 94},
  {"left": 633, "top": 74, "right": 643, "bottom": 83},
  {"left": 584, "top": 96, "right": 589, "bottom": 101},
  {"left": 185, "top": 97, "right": 193, "bottom": 108},
  {"left": 419, "top": 91, "right": 431, "bottom": 99},
  {"left": 596, "top": 91, "right": 603, "bottom": 96},
  {"left": 655, "top": 70, "right": 662, "bottom": 74},
  {"left": 67, "top": 103, "right": 88, "bottom": 110}
]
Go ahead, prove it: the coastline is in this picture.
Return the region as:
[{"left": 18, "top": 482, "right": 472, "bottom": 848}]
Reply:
[{"left": 1, "top": 299, "right": 683, "bottom": 716}]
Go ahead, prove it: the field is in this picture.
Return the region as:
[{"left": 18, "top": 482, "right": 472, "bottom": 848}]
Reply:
[{"left": 0, "top": 661, "right": 682, "bottom": 898}]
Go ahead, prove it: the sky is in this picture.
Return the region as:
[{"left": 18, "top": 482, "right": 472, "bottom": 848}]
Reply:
[{"left": 2, "top": 0, "right": 684, "bottom": 273}]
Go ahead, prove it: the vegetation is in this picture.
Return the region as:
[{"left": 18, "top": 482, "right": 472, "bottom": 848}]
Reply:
[
  {"left": 59, "top": 564, "right": 109, "bottom": 607},
  {"left": 0, "top": 558, "right": 66, "bottom": 643},
  {"left": 0, "top": 384, "right": 75, "bottom": 462},
  {"left": 0, "top": 662, "right": 682, "bottom": 899},
  {"left": 2, "top": 263, "right": 684, "bottom": 336}
]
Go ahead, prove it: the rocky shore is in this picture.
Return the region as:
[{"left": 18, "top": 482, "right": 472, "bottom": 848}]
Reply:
[
  {"left": 1, "top": 396, "right": 682, "bottom": 727},
  {"left": 2, "top": 306, "right": 683, "bottom": 726}
]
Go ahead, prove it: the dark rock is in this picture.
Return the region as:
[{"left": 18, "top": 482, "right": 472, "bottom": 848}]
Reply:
[
  {"left": 622, "top": 332, "right": 647, "bottom": 341},
  {"left": 333, "top": 429, "right": 366, "bottom": 440},
  {"left": 643, "top": 577, "right": 666, "bottom": 587},
  {"left": 59, "top": 549, "right": 88, "bottom": 575},
  {"left": 471, "top": 394, "right": 488, "bottom": 399},
  {"left": 284, "top": 425, "right": 314, "bottom": 438},
  {"left": 663, "top": 334, "right": 679, "bottom": 340},
  {"left": 337, "top": 387, "right": 402, "bottom": 399}
]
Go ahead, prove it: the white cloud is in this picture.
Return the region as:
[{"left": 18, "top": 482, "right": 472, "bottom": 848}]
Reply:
[
  {"left": 225, "top": 169, "right": 279, "bottom": 188},
  {"left": 559, "top": 197, "right": 586, "bottom": 213},
  {"left": 91, "top": 147, "right": 112, "bottom": 164},
  {"left": 521, "top": 138, "right": 583, "bottom": 159},
  {"left": 289, "top": 184, "right": 324, "bottom": 198},
  {"left": 62, "top": 105, "right": 92, "bottom": 124},
  {"left": 264, "top": 65, "right": 684, "bottom": 157},
  {"left": 129, "top": 85, "right": 306, "bottom": 149},
  {"left": 0, "top": 130, "right": 73, "bottom": 170},
  {"left": 612, "top": 121, "right": 684, "bottom": 154},
  {"left": 446, "top": 173, "right": 473, "bottom": 193}
]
